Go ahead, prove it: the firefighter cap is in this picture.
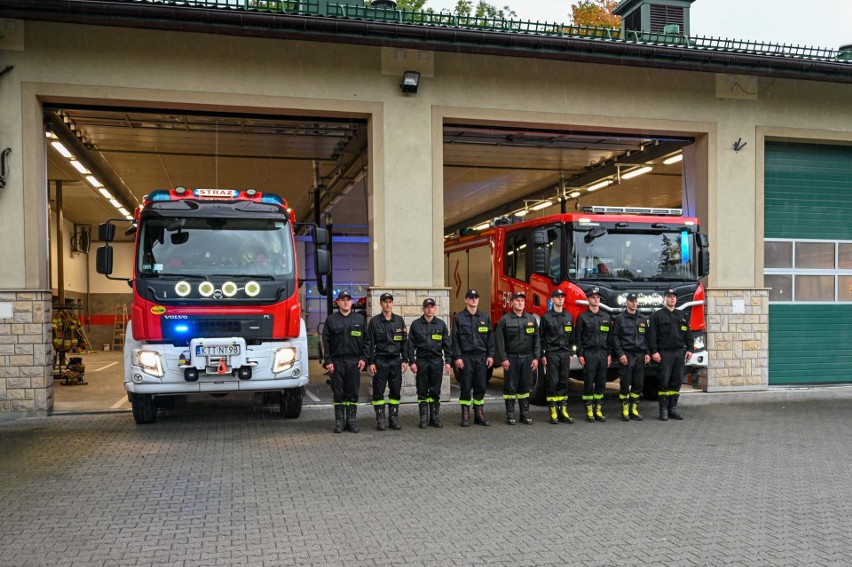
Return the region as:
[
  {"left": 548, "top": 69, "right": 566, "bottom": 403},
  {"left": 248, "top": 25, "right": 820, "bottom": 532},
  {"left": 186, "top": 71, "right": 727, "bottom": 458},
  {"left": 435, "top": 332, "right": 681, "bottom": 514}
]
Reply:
[
  {"left": 422, "top": 297, "right": 436, "bottom": 307},
  {"left": 380, "top": 292, "right": 394, "bottom": 302},
  {"left": 337, "top": 290, "right": 352, "bottom": 300},
  {"left": 625, "top": 292, "right": 638, "bottom": 301},
  {"left": 664, "top": 288, "right": 677, "bottom": 296},
  {"left": 511, "top": 291, "right": 526, "bottom": 300},
  {"left": 551, "top": 289, "right": 566, "bottom": 298},
  {"left": 588, "top": 286, "right": 602, "bottom": 297},
  {"left": 465, "top": 289, "right": 480, "bottom": 298}
]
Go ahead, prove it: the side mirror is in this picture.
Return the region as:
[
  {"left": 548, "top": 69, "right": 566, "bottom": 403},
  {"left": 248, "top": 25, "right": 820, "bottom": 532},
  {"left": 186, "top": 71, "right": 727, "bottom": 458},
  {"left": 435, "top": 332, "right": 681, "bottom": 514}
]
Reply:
[
  {"left": 584, "top": 226, "right": 607, "bottom": 243},
  {"left": 698, "top": 248, "right": 710, "bottom": 278},
  {"left": 314, "top": 227, "right": 330, "bottom": 247},
  {"left": 170, "top": 231, "right": 189, "bottom": 245},
  {"left": 315, "top": 248, "right": 331, "bottom": 276},
  {"left": 96, "top": 245, "right": 113, "bottom": 275},
  {"left": 534, "top": 247, "right": 548, "bottom": 275},
  {"left": 532, "top": 229, "right": 547, "bottom": 245},
  {"left": 697, "top": 233, "right": 709, "bottom": 248},
  {"left": 98, "top": 222, "right": 115, "bottom": 243}
]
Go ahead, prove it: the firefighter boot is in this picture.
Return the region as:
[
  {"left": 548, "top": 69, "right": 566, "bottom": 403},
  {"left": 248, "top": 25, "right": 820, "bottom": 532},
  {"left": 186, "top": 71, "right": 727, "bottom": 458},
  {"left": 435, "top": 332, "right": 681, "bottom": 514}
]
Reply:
[
  {"left": 474, "top": 404, "right": 491, "bottom": 426},
  {"left": 658, "top": 396, "right": 669, "bottom": 421},
  {"left": 585, "top": 402, "right": 595, "bottom": 422},
  {"left": 460, "top": 404, "right": 471, "bottom": 427},
  {"left": 334, "top": 405, "right": 345, "bottom": 434},
  {"left": 429, "top": 401, "right": 444, "bottom": 428},
  {"left": 558, "top": 402, "right": 574, "bottom": 424},
  {"left": 346, "top": 404, "right": 360, "bottom": 433},
  {"left": 549, "top": 402, "right": 559, "bottom": 424},
  {"left": 622, "top": 400, "right": 631, "bottom": 422},
  {"left": 630, "top": 400, "right": 643, "bottom": 421},
  {"left": 419, "top": 402, "right": 429, "bottom": 429},
  {"left": 505, "top": 399, "right": 517, "bottom": 425},
  {"left": 668, "top": 394, "right": 684, "bottom": 420},
  {"left": 388, "top": 404, "right": 402, "bottom": 430},
  {"left": 519, "top": 398, "right": 533, "bottom": 425},
  {"left": 375, "top": 405, "right": 387, "bottom": 431},
  {"left": 594, "top": 403, "right": 607, "bottom": 422}
]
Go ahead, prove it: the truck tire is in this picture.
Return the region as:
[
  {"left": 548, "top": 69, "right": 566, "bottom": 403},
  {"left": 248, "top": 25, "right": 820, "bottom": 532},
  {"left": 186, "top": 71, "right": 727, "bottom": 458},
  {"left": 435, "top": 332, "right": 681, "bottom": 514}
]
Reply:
[
  {"left": 529, "top": 366, "right": 547, "bottom": 406},
  {"left": 280, "top": 386, "right": 304, "bottom": 419},
  {"left": 131, "top": 393, "right": 157, "bottom": 424}
]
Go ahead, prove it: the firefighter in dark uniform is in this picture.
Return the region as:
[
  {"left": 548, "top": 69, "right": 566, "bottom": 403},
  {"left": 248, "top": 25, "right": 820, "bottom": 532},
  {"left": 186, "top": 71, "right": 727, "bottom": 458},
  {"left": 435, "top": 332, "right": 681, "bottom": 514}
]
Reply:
[
  {"left": 451, "top": 289, "right": 494, "bottom": 427},
  {"left": 574, "top": 286, "right": 612, "bottom": 422},
  {"left": 494, "top": 291, "right": 540, "bottom": 425},
  {"left": 540, "top": 288, "right": 574, "bottom": 425},
  {"left": 648, "top": 288, "right": 693, "bottom": 421},
  {"left": 321, "top": 290, "right": 367, "bottom": 433},
  {"left": 610, "top": 292, "right": 650, "bottom": 421},
  {"left": 363, "top": 292, "right": 408, "bottom": 431},
  {"left": 406, "top": 297, "right": 452, "bottom": 429}
]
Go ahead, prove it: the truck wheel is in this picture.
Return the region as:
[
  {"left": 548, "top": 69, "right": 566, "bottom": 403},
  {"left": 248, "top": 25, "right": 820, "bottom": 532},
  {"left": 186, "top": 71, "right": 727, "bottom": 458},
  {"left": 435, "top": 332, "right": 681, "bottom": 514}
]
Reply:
[
  {"left": 280, "top": 387, "right": 304, "bottom": 419},
  {"left": 529, "top": 366, "right": 547, "bottom": 406},
  {"left": 131, "top": 393, "right": 157, "bottom": 424},
  {"left": 642, "top": 372, "right": 660, "bottom": 401}
]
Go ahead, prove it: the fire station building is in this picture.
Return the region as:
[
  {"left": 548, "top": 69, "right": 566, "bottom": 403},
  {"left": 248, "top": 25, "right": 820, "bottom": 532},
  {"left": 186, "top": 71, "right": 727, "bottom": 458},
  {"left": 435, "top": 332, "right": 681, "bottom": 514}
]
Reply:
[{"left": 1, "top": 0, "right": 851, "bottom": 418}]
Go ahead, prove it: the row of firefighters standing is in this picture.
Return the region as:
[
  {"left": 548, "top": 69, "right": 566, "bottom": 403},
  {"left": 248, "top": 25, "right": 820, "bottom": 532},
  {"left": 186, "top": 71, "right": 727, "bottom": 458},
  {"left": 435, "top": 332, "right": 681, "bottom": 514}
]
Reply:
[{"left": 320, "top": 285, "right": 694, "bottom": 433}]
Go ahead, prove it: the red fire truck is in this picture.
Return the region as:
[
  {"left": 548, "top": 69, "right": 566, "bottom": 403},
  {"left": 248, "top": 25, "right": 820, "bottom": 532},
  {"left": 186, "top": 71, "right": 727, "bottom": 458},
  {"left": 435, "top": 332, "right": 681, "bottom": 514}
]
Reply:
[
  {"left": 445, "top": 206, "right": 709, "bottom": 402},
  {"left": 96, "top": 187, "right": 329, "bottom": 424}
]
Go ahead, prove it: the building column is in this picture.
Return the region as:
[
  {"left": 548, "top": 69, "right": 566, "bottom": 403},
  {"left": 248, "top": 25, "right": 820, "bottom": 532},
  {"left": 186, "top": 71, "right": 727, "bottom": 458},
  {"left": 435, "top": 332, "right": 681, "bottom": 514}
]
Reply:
[
  {"left": 704, "top": 288, "right": 768, "bottom": 392},
  {"left": 0, "top": 290, "right": 53, "bottom": 418}
]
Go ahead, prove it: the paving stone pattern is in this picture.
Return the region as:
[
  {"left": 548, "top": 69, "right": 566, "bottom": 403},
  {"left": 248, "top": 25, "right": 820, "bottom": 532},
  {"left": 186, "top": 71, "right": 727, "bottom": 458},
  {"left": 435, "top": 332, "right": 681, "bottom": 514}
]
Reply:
[{"left": 2, "top": 388, "right": 852, "bottom": 566}]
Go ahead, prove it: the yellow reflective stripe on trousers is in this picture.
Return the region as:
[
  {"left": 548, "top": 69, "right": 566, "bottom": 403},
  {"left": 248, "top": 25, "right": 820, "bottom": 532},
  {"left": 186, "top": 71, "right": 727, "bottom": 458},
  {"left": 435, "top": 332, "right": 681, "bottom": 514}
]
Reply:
[
  {"left": 473, "top": 399, "right": 486, "bottom": 406},
  {"left": 372, "top": 400, "right": 386, "bottom": 406},
  {"left": 503, "top": 394, "right": 517, "bottom": 400},
  {"left": 388, "top": 399, "right": 400, "bottom": 405},
  {"left": 516, "top": 392, "right": 530, "bottom": 399},
  {"left": 459, "top": 399, "right": 473, "bottom": 406}
]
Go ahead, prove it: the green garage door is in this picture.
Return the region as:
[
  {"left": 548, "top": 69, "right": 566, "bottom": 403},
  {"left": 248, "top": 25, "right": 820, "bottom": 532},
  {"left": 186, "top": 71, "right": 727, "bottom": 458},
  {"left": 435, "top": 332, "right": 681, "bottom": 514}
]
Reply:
[{"left": 765, "top": 142, "right": 852, "bottom": 385}]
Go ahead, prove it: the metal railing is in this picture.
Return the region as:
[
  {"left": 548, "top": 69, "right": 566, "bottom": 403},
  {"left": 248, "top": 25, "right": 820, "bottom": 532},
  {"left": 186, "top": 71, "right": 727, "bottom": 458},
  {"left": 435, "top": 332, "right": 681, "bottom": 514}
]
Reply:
[{"left": 121, "top": 0, "right": 847, "bottom": 62}]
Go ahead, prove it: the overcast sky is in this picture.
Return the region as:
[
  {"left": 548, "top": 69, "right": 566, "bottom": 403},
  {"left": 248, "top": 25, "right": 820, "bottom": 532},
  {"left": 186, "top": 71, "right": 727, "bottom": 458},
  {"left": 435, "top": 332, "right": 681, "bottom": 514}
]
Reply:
[{"left": 422, "top": 0, "right": 851, "bottom": 49}]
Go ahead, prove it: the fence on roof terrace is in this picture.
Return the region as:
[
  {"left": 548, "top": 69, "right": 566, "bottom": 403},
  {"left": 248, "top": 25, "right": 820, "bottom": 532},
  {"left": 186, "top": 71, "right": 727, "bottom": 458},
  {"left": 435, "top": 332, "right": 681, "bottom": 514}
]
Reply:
[{"left": 120, "top": 0, "right": 849, "bottom": 62}]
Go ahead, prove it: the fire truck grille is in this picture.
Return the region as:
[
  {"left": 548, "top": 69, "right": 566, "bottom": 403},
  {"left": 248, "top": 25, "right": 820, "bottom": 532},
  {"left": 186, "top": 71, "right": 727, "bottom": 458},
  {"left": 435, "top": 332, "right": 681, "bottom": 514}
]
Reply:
[{"left": 161, "top": 315, "right": 274, "bottom": 345}]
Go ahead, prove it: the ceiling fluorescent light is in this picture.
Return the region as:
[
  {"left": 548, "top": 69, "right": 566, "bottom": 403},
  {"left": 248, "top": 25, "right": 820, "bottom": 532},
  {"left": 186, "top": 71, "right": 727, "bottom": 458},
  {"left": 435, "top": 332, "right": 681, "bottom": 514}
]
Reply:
[
  {"left": 98, "top": 188, "right": 113, "bottom": 199},
  {"left": 473, "top": 222, "right": 491, "bottom": 231},
  {"left": 118, "top": 207, "right": 130, "bottom": 216},
  {"left": 109, "top": 198, "right": 121, "bottom": 208},
  {"left": 85, "top": 175, "right": 103, "bottom": 187},
  {"left": 514, "top": 209, "right": 529, "bottom": 217},
  {"left": 530, "top": 200, "right": 552, "bottom": 211},
  {"left": 569, "top": 191, "right": 582, "bottom": 198},
  {"left": 50, "top": 141, "right": 73, "bottom": 159},
  {"left": 621, "top": 166, "right": 653, "bottom": 180},
  {"left": 69, "top": 160, "right": 90, "bottom": 175},
  {"left": 663, "top": 153, "right": 684, "bottom": 165},
  {"left": 586, "top": 179, "right": 613, "bottom": 192}
]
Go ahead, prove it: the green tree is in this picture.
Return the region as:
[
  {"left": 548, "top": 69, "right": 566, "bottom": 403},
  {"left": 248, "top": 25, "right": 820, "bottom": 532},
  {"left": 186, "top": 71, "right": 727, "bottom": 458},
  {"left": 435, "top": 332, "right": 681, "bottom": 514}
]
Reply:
[
  {"left": 394, "top": 0, "right": 430, "bottom": 10},
  {"left": 569, "top": 0, "right": 620, "bottom": 28},
  {"left": 453, "top": 0, "right": 517, "bottom": 19}
]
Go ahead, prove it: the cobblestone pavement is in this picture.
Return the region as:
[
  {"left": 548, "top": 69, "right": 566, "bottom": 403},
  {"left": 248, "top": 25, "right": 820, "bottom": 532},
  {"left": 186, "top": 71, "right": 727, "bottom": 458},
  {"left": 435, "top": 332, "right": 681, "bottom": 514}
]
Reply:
[{"left": 2, "top": 388, "right": 852, "bottom": 566}]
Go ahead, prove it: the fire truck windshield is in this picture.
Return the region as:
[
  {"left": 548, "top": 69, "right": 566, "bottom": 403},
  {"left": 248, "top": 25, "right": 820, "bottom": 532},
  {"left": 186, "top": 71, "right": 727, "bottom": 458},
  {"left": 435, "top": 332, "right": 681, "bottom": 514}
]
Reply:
[
  {"left": 137, "top": 217, "right": 295, "bottom": 279},
  {"left": 572, "top": 229, "right": 698, "bottom": 282}
]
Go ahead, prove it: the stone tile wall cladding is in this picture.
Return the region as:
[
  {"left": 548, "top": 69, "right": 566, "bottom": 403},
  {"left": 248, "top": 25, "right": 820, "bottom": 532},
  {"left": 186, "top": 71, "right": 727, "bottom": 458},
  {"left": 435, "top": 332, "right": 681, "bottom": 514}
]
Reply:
[
  {"left": 705, "top": 288, "right": 769, "bottom": 392},
  {"left": 0, "top": 290, "right": 53, "bottom": 417},
  {"left": 367, "top": 288, "right": 452, "bottom": 402}
]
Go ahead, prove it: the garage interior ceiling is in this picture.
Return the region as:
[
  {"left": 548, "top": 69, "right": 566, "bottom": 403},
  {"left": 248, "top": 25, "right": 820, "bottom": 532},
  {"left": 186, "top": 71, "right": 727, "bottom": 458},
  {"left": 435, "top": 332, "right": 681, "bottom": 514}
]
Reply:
[{"left": 44, "top": 105, "right": 691, "bottom": 239}]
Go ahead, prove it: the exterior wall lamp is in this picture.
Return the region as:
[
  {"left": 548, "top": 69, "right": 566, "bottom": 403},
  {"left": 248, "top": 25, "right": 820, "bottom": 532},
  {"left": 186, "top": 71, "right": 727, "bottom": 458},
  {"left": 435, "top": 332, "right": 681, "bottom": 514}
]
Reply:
[{"left": 400, "top": 70, "right": 421, "bottom": 94}]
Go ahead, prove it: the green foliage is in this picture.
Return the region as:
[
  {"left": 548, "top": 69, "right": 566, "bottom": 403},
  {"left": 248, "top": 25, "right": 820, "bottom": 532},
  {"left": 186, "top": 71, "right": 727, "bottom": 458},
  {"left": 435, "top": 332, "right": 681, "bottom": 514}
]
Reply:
[
  {"left": 453, "top": 1, "right": 517, "bottom": 19},
  {"left": 395, "top": 0, "right": 430, "bottom": 11}
]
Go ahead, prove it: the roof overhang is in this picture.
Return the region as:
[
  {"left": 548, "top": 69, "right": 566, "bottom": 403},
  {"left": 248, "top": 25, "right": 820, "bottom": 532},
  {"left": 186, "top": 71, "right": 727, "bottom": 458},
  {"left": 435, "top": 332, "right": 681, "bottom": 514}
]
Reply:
[{"left": 3, "top": 0, "right": 852, "bottom": 84}]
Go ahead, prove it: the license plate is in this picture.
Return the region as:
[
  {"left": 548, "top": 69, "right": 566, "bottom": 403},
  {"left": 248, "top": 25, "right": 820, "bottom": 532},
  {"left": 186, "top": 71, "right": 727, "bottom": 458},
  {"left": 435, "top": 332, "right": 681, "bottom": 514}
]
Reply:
[{"left": 196, "top": 344, "right": 241, "bottom": 357}]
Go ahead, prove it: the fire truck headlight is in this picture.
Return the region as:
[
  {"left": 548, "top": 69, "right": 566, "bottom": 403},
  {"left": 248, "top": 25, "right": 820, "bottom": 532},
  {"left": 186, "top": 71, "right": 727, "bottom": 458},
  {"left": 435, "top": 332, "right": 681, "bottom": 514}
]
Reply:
[
  {"left": 693, "top": 333, "right": 706, "bottom": 351},
  {"left": 136, "top": 350, "right": 164, "bottom": 377},
  {"left": 273, "top": 347, "right": 297, "bottom": 373},
  {"left": 222, "top": 281, "right": 238, "bottom": 297},
  {"left": 244, "top": 281, "right": 261, "bottom": 297},
  {"left": 198, "top": 281, "right": 215, "bottom": 297},
  {"left": 175, "top": 281, "right": 192, "bottom": 297}
]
